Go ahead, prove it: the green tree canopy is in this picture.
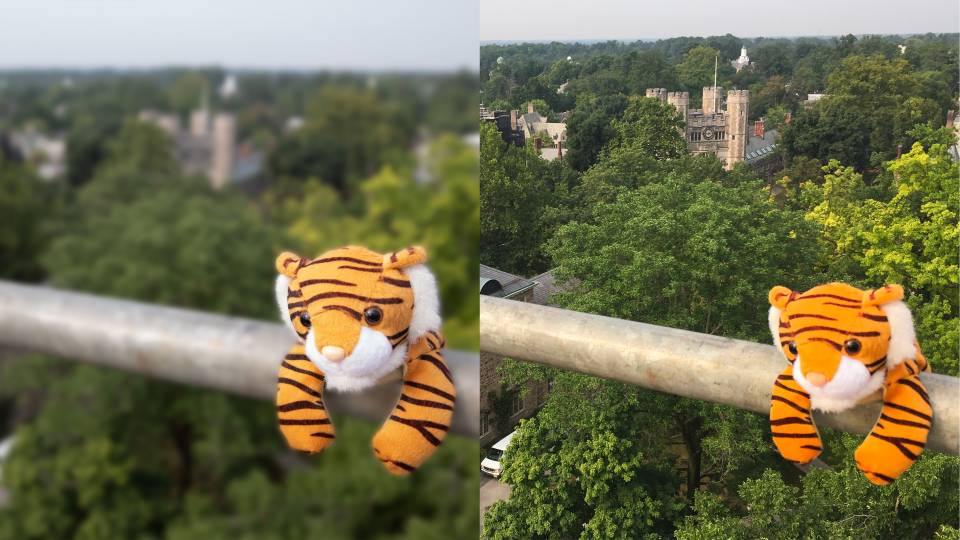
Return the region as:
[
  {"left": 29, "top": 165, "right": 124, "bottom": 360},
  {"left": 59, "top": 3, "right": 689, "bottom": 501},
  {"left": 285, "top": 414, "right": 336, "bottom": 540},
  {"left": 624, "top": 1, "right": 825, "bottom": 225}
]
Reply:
[
  {"left": 564, "top": 93, "right": 629, "bottom": 172},
  {"left": 0, "top": 154, "right": 49, "bottom": 281},
  {"left": 268, "top": 87, "right": 412, "bottom": 195},
  {"left": 606, "top": 96, "right": 686, "bottom": 161},
  {"left": 479, "top": 122, "right": 552, "bottom": 275}
]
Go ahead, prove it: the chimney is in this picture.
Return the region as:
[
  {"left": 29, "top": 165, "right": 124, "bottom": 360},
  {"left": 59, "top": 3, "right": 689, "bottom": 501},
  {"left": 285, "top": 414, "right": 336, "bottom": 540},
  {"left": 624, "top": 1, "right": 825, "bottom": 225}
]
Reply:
[
  {"left": 557, "top": 140, "right": 563, "bottom": 160},
  {"left": 528, "top": 102, "right": 534, "bottom": 114},
  {"left": 754, "top": 118, "right": 765, "bottom": 139},
  {"left": 784, "top": 111, "right": 792, "bottom": 125},
  {"left": 947, "top": 110, "right": 956, "bottom": 129},
  {"left": 510, "top": 110, "right": 517, "bottom": 131}
]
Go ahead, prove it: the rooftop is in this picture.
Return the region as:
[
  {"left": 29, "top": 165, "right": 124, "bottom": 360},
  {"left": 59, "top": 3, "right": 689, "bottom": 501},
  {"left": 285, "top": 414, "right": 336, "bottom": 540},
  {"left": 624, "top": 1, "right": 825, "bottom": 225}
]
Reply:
[
  {"left": 479, "top": 264, "right": 536, "bottom": 299},
  {"left": 745, "top": 128, "right": 779, "bottom": 163}
]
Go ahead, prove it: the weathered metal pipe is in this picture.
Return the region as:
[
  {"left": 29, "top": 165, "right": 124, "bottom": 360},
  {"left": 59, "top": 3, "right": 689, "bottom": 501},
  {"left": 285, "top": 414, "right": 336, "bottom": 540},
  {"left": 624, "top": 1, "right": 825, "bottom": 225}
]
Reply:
[
  {"left": 0, "top": 281, "right": 479, "bottom": 437},
  {"left": 480, "top": 296, "right": 959, "bottom": 455}
]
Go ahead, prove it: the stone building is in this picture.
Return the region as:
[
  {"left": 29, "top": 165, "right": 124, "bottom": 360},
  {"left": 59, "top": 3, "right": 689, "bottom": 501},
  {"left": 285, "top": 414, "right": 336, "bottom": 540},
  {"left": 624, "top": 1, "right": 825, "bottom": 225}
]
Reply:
[
  {"left": 480, "top": 104, "right": 525, "bottom": 147},
  {"left": 731, "top": 46, "right": 752, "bottom": 72},
  {"left": 646, "top": 86, "right": 749, "bottom": 169},
  {"left": 138, "top": 103, "right": 239, "bottom": 189},
  {"left": 479, "top": 265, "right": 551, "bottom": 447}
]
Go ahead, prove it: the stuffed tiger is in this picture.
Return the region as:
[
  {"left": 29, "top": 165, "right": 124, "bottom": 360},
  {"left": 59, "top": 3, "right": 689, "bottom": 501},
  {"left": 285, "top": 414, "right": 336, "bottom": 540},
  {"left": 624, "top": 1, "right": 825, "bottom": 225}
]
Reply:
[
  {"left": 767, "top": 282, "right": 931, "bottom": 485},
  {"left": 273, "top": 245, "right": 455, "bottom": 475}
]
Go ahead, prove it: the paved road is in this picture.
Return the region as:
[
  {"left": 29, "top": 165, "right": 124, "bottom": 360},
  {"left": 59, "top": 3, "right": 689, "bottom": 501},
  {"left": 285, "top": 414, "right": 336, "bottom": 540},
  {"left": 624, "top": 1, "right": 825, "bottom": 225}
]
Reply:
[{"left": 479, "top": 474, "right": 511, "bottom": 533}]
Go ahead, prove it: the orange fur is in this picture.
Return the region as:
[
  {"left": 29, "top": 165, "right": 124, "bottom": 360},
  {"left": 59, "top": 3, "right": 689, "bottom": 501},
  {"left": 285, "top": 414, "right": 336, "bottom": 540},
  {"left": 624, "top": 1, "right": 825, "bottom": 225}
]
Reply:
[
  {"left": 274, "top": 245, "right": 454, "bottom": 475},
  {"left": 768, "top": 283, "right": 931, "bottom": 485}
]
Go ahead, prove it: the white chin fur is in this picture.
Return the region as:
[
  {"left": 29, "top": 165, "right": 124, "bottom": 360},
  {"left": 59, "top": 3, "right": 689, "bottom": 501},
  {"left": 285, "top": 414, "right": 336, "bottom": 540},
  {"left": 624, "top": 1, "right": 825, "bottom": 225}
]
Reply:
[
  {"left": 305, "top": 327, "right": 406, "bottom": 392},
  {"left": 793, "top": 356, "right": 885, "bottom": 413}
]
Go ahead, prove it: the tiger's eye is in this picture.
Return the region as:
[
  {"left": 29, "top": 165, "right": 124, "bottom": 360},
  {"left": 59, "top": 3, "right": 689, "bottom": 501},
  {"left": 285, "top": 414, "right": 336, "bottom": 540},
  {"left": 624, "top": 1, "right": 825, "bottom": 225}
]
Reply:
[
  {"left": 363, "top": 307, "right": 383, "bottom": 325},
  {"left": 787, "top": 341, "right": 798, "bottom": 355},
  {"left": 298, "top": 312, "right": 311, "bottom": 327},
  {"left": 844, "top": 339, "right": 861, "bottom": 354}
]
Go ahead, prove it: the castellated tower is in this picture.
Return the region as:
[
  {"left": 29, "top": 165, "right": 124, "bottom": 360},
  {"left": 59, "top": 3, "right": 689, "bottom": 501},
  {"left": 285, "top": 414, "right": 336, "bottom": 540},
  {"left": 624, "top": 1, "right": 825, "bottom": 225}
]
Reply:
[
  {"left": 702, "top": 86, "right": 723, "bottom": 115},
  {"left": 645, "top": 88, "right": 668, "bottom": 103},
  {"left": 667, "top": 91, "right": 689, "bottom": 123},
  {"left": 725, "top": 89, "right": 749, "bottom": 169},
  {"left": 209, "top": 113, "right": 236, "bottom": 190}
]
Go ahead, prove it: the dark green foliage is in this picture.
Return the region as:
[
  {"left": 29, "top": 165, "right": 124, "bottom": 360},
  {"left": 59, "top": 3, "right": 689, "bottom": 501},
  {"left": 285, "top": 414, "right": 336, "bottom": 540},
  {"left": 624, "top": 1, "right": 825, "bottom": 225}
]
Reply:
[
  {"left": 607, "top": 96, "right": 687, "bottom": 161},
  {"left": 676, "top": 436, "right": 959, "bottom": 539},
  {"left": 0, "top": 156, "right": 49, "bottom": 281},
  {"left": 481, "top": 32, "right": 959, "bottom": 538},
  {"left": 0, "top": 70, "right": 480, "bottom": 538},
  {"left": 781, "top": 101, "right": 871, "bottom": 170},
  {"left": 479, "top": 122, "right": 553, "bottom": 275},
  {"left": 268, "top": 87, "right": 412, "bottom": 194},
  {"left": 564, "top": 94, "right": 628, "bottom": 172}
]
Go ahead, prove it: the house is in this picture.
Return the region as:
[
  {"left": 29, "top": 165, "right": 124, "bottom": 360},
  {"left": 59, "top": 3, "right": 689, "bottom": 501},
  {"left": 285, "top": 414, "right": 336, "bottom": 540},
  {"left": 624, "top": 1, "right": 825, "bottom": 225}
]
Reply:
[
  {"left": 480, "top": 104, "right": 525, "bottom": 147},
  {"left": 479, "top": 264, "right": 550, "bottom": 446}
]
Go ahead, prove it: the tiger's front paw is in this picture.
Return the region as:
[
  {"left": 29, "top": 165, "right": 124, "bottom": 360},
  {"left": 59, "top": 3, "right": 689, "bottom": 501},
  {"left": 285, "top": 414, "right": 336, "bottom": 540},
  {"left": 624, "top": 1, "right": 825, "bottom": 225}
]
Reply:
[
  {"left": 854, "top": 435, "right": 916, "bottom": 486},
  {"left": 372, "top": 418, "right": 447, "bottom": 476}
]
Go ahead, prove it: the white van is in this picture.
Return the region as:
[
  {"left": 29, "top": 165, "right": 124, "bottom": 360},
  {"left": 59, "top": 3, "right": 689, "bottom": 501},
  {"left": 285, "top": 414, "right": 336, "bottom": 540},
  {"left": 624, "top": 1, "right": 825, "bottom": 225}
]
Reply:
[{"left": 481, "top": 431, "right": 515, "bottom": 478}]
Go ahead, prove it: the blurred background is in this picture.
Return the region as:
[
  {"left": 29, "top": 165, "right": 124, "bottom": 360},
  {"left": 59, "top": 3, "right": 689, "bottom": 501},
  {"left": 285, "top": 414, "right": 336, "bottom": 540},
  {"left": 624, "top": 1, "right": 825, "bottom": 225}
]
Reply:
[{"left": 0, "top": 2, "right": 479, "bottom": 538}]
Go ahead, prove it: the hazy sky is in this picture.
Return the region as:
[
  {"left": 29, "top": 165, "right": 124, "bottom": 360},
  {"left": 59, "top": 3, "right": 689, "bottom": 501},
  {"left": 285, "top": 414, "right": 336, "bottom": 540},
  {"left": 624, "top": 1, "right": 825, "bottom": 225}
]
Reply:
[
  {"left": 481, "top": 0, "right": 960, "bottom": 42},
  {"left": 0, "top": 0, "right": 477, "bottom": 71}
]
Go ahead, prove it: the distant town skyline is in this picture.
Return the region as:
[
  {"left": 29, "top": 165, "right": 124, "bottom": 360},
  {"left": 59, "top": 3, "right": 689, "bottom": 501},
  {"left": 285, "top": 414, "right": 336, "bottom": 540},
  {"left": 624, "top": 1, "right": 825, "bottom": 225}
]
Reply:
[
  {"left": 481, "top": 0, "right": 959, "bottom": 42},
  {"left": 0, "top": 1, "right": 477, "bottom": 71}
]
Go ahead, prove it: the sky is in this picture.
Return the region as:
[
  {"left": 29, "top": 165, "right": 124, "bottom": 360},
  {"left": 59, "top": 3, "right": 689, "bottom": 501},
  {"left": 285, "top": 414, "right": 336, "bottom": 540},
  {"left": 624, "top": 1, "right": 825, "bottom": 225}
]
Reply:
[
  {"left": 481, "top": 0, "right": 960, "bottom": 42},
  {"left": 0, "top": 0, "right": 478, "bottom": 71}
]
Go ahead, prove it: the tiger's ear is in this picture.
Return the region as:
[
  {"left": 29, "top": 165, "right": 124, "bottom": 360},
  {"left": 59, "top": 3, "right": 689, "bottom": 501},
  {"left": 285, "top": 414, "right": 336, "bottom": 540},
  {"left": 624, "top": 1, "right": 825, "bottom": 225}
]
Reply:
[
  {"left": 862, "top": 284, "right": 904, "bottom": 307},
  {"left": 275, "top": 252, "right": 303, "bottom": 278},
  {"left": 383, "top": 246, "right": 428, "bottom": 270},
  {"left": 768, "top": 286, "right": 794, "bottom": 310}
]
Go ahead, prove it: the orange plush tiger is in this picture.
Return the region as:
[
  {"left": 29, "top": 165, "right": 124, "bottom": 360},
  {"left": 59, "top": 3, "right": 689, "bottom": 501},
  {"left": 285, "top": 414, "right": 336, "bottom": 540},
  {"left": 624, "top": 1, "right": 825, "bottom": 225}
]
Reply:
[
  {"left": 273, "top": 245, "right": 455, "bottom": 475},
  {"left": 767, "top": 283, "right": 932, "bottom": 485}
]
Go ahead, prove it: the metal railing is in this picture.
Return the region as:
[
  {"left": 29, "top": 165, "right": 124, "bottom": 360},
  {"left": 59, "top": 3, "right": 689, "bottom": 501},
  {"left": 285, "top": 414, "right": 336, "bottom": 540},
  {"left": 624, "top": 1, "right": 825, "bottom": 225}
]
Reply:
[
  {"left": 0, "top": 281, "right": 479, "bottom": 437},
  {"left": 480, "top": 296, "right": 959, "bottom": 455}
]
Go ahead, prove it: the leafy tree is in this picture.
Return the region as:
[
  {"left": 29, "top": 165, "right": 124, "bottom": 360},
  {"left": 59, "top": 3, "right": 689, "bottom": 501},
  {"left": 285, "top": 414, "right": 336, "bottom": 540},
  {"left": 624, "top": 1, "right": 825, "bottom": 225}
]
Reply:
[
  {"left": 800, "top": 55, "right": 942, "bottom": 166},
  {"left": 677, "top": 437, "right": 959, "bottom": 539},
  {"left": 606, "top": 96, "right": 686, "bottom": 161},
  {"left": 564, "top": 94, "right": 629, "bottom": 172},
  {"left": 479, "top": 122, "right": 552, "bottom": 275},
  {"left": 801, "top": 133, "right": 959, "bottom": 375},
  {"left": 752, "top": 42, "right": 793, "bottom": 78},
  {"left": 677, "top": 46, "right": 733, "bottom": 104},
  {"left": 749, "top": 75, "right": 789, "bottom": 118},
  {"left": 0, "top": 113, "right": 479, "bottom": 538},
  {"left": 483, "top": 374, "right": 686, "bottom": 539},
  {"left": 168, "top": 72, "right": 210, "bottom": 115},
  {"left": 424, "top": 71, "right": 478, "bottom": 134},
  {"left": 0, "top": 155, "right": 49, "bottom": 281},
  {"left": 549, "top": 171, "right": 819, "bottom": 338},
  {"left": 268, "top": 87, "right": 411, "bottom": 195},
  {"left": 781, "top": 101, "right": 871, "bottom": 170}
]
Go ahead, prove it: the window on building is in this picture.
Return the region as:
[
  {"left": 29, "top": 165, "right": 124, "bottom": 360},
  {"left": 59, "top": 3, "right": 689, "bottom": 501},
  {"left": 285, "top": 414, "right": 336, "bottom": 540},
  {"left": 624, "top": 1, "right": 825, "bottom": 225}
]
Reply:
[
  {"left": 511, "top": 390, "right": 524, "bottom": 416},
  {"left": 480, "top": 412, "right": 491, "bottom": 436}
]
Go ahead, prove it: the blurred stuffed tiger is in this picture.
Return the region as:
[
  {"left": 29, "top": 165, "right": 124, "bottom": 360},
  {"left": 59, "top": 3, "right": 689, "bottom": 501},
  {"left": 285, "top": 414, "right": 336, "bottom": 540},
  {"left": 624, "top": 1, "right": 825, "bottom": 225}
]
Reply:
[
  {"left": 767, "top": 282, "right": 932, "bottom": 485},
  {"left": 273, "top": 245, "right": 455, "bottom": 475}
]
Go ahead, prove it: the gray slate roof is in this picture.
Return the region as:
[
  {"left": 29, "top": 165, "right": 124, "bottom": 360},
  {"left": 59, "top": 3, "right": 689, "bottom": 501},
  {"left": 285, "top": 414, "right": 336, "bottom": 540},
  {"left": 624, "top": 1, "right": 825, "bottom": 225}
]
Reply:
[{"left": 480, "top": 264, "right": 536, "bottom": 299}]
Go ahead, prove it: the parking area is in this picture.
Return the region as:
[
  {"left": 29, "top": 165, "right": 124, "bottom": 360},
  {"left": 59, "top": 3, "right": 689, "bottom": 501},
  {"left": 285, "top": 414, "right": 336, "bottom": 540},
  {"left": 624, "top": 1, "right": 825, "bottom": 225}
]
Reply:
[{"left": 479, "top": 473, "right": 511, "bottom": 532}]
